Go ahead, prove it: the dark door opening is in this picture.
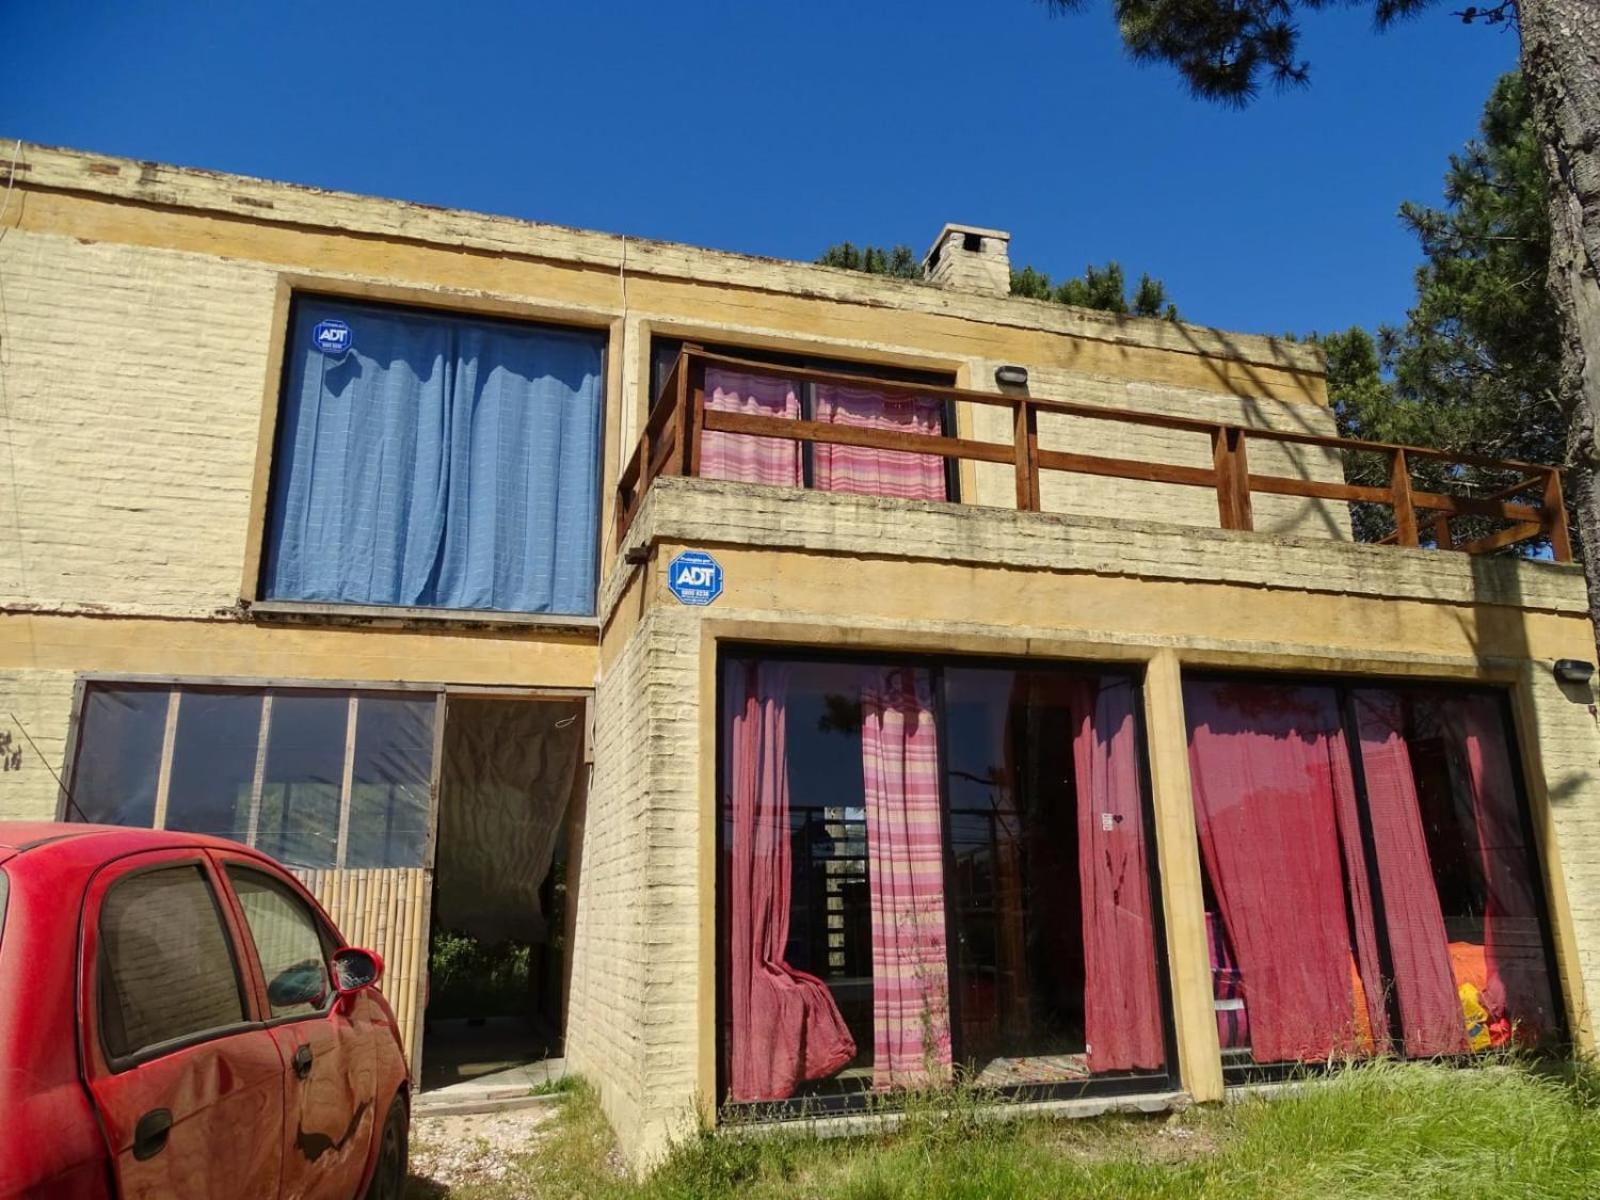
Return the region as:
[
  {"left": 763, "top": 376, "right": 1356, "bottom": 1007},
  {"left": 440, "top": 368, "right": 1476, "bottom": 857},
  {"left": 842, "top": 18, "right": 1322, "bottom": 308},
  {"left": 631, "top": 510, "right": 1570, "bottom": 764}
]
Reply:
[{"left": 421, "top": 696, "right": 588, "bottom": 1093}]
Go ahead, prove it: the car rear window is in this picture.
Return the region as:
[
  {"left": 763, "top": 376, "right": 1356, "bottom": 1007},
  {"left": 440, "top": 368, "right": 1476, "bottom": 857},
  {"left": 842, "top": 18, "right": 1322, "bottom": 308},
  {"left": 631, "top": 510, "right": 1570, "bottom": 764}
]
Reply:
[{"left": 98, "top": 865, "right": 248, "bottom": 1062}]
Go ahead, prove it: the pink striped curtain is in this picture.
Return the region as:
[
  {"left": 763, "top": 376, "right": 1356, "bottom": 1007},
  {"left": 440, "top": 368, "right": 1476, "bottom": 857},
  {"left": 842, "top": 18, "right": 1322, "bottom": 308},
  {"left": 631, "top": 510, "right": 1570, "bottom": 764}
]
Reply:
[
  {"left": 701, "top": 367, "right": 804, "bottom": 487},
  {"left": 1447, "top": 695, "right": 1556, "bottom": 1041},
  {"left": 1350, "top": 690, "right": 1466, "bottom": 1056},
  {"left": 1185, "top": 682, "right": 1379, "bottom": 1063},
  {"left": 860, "top": 666, "right": 952, "bottom": 1089},
  {"left": 726, "top": 661, "right": 857, "bottom": 1102},
  {"left": 814, "top": 384, "right": 947, "bottom": 501},
  {"left": 1069, "top": 677, "right": 1164, "bottom": 1073}
]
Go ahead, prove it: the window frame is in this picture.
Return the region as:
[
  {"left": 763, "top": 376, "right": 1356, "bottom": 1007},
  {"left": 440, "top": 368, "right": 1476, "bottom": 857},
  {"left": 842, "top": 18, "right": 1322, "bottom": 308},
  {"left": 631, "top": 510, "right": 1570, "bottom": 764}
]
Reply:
[
  {"left": 649, "top": 337, "right": 963, "bottom": 503},
  {"left": 713, "top": 643, "right": 1179, "bottom": 1118},
  {"left": 250, "top": 290, "right": 611, "bottom": 628},
  {"left": 60, "top": 676, "right": 448, "bottom": 871},
  {"left": 223, "top": 862, "right": 342, "bottom": 1027},
  {"left": 1180, "top": 668, "right": 1569, "bottom": 1084},
  {"left": 90, "top": 857, "right": 259, "bottom": 1074}
]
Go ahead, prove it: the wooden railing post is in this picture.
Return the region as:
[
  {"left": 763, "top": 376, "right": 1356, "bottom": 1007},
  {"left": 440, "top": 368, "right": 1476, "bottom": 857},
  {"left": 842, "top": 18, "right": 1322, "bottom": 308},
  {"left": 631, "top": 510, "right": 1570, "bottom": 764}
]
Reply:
[
  {"left": 684, "top": 350, "right": 706, "bottom": 478},
  {"left": 1432, "top": 515, "right": 1454, "bottom": 551},
  {"left": 666, "top": 347, "right": 692, "bottom": 477},
  {"left": 1544, "top": 468, "right": 1573, "bottom": 562},
  {"left": 1013, "top": 398, "right": 1039, "bottom": 511},
  {"left": 1211, "top": 427, "right": 1254, "bottom": 531},
  {"left": 1389, "top": 448, "right": 1419, "bottom": 548}
]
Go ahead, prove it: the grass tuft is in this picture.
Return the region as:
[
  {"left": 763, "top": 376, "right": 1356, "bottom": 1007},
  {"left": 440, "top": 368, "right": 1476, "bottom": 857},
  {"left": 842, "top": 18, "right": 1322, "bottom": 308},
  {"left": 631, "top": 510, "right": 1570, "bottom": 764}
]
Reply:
[{"left": 409, "top": 1059, "right": 1600, "bottom": 1199}]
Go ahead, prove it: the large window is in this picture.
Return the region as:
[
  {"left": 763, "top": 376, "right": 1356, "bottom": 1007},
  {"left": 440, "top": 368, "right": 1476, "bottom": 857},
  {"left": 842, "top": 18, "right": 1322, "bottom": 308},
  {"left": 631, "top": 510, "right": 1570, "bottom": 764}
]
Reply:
[
  {"left": 69, "top": 683, "right": 437, "bottom": 870},
  {"left": 718, "top": 653, "right": 1169, "bottom": 1108},
  {"left": 1184, "top": 678, "right": 1560, "bottom": 1076},
  {"left": 652, "top": 339, "right": 959, "bottom": 503},
  {"left": 264, "top": 297, "right": 606, "bottom": 616}
]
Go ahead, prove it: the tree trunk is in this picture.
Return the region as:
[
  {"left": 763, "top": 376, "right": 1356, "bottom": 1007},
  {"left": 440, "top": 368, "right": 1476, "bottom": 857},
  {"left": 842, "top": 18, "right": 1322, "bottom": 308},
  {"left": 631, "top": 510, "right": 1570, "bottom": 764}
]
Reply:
[{"left": 1520, "top": 0, "right": 1600, "bottom": 645}]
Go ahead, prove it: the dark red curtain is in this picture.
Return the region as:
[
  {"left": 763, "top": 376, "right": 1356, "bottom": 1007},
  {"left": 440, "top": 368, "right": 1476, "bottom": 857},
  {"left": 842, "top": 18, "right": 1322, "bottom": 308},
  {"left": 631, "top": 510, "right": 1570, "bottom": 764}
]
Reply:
[
  {"left": 1184, "top": 681, "right": 1374, "bottom": 1063},
  {"left": 1350, "top": 690, "right": 1466, "bottom": 1056},
  {"left": 726, "top": 661, "right": 856, "bottom": 1101},
  {"left": 1068, "top": 677, "right": 1164, "bottom": 1073}
]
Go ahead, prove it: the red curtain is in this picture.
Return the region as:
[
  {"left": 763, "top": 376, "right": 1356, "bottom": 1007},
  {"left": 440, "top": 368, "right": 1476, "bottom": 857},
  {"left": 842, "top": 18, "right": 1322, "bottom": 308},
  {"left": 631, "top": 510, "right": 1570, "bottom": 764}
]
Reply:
[
  {"left": 700, "top": 367, "right": 804, "bottom": 487},
  {"left": 1184, "top": 681, "right": 1375, "bottom": 1063},
  {"left": 1447, "top": 695, "right": 1556, "bottom": 1040},
  {"left": 726, "top": 661, "right": 856, "bottom": 1101},
  {"left": 1350, "top": 690, "right": 1466, "bottom": 1056},
  {"left": 1069, "top": 677, "right": 1164, "bottom": 1073},
  {"left": 813, "top": 384, "right": 947, "bottom": 501},
  {"left": 860, "top": 667, "right": 952, "bottom": 1089}
]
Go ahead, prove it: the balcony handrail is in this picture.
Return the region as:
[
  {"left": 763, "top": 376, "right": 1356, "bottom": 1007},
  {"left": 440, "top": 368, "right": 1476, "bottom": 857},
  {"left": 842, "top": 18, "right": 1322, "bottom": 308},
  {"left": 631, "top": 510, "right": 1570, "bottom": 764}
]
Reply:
[{"left": 614, "top": 347, "right": 1572, "bottom": 563}]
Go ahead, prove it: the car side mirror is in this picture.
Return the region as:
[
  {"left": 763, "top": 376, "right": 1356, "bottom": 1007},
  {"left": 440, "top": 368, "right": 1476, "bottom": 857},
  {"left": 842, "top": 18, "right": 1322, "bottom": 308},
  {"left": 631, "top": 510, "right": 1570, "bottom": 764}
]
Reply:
[{"left": 331, "top": 947, "right": 383, "bottom": 996}]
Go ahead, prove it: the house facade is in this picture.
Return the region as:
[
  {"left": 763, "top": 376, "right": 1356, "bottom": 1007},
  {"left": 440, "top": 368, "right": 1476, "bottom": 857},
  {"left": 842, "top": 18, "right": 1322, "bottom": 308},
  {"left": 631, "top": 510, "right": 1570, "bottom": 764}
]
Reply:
[{"left": 2, "top": 142, "right": 1597, "bottom": 1165}]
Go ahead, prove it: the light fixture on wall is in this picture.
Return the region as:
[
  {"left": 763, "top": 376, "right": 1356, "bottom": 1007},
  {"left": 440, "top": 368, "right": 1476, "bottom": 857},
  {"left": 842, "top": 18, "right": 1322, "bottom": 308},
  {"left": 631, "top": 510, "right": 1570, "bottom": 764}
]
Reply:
[
  {"left": 994, "top": 364, "right": 1029, "bottom": 388},
  {"left": 1553, "top": 659, "right": 1595, "bottom": 684}
]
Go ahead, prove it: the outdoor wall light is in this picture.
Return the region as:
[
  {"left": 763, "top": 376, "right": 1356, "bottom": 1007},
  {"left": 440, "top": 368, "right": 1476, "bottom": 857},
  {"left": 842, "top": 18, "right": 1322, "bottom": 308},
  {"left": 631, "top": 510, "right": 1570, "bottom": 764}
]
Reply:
[
  {"left": 994, "top": 364, "right": 1029, "bottom": 388},
  {"left": 1553, "top": 659, "right": 1595, "bottom": 684}
]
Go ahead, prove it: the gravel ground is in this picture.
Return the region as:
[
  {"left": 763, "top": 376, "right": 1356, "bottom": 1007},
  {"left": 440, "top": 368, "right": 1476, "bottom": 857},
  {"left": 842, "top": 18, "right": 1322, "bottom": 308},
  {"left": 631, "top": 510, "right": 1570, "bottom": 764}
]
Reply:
[{"left": 408, "top": 1106, "right": 559, "bottom": 1191}]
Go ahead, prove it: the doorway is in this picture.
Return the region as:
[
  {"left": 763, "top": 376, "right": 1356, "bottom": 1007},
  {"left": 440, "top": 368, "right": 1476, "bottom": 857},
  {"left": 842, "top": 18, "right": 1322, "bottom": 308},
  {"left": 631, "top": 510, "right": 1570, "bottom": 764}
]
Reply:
[{"left": 420, "top": 695, "right": 588, "bottom": 1094}]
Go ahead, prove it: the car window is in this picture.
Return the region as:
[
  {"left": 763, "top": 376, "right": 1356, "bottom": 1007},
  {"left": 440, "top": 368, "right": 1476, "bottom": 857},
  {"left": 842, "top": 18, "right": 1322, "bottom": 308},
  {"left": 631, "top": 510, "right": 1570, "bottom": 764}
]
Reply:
[
  {"left": 98, "top": 865, "right": 248, "bottom": 1062},
  {"left": 227, "top": 867, "right": 332, "bottom": 1019}
]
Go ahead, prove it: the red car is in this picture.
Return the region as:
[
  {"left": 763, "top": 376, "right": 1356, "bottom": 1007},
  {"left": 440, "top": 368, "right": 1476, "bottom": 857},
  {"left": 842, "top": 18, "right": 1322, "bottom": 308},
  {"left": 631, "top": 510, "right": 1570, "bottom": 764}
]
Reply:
[{"left": 0, "top": 823, "right": 410, "bottom": 1199}]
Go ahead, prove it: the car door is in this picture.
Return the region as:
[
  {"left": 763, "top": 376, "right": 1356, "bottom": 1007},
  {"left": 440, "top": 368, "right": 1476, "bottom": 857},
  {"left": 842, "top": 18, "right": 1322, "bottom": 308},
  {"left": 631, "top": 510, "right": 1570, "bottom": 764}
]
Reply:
[
  {"left": 79, "top": 851, "right": 285, "bottom": 1199},
  {"left": 217, "top": 858, "right": 378, "bottom": 1200}
]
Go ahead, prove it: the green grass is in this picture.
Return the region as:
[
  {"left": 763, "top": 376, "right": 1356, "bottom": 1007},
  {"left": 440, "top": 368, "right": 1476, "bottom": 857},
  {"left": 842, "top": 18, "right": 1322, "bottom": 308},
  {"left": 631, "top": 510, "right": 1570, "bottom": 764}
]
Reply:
[{"left": 410, "top": 1058, "right": 1600, "bottom": 1199}]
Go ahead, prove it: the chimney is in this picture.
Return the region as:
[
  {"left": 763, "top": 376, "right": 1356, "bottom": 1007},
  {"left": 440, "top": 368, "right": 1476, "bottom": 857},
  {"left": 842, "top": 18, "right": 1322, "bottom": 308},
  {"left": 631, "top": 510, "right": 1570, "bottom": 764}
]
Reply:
[{"left": 923, "top": 223, "right": 1011, "bottom": 298}]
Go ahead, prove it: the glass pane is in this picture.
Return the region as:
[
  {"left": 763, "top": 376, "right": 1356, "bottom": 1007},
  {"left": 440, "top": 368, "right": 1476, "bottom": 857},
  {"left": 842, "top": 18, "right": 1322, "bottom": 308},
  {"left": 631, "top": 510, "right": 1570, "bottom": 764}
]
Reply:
[
  {"left": 164, "top": 690, "right": 263, "bottom": 842},
  {"left": 345, "top": 695, "right": 435, "bottom": 868},
  {"left": 1403, "top": 689, "right": 1559, "bottom": 1049},
  {"left": 71, "top": 686, "right": 170, "bottom": 826},
  {"left": 1185, "top": 680, "right": 1379, "bottom": 1070},
  {"left": 256, "top": 692, "right": 347, "bottom": 869},
  {"left": 721, "top": 659, "right": 875, "bottom": 1102},
  {"left": 228, "top": 868, "right": 331, "bottom": 1018},
  {"left": 98, "top": 866, "right": 245, "bottom": 1059}
]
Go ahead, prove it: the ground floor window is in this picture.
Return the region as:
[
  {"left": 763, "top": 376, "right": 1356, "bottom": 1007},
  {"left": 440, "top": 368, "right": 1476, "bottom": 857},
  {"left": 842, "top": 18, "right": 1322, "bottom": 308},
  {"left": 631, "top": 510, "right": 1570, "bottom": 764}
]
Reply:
[
  {"left": 718, "top": 653, "right": 1170, "bottom": 1107},
  {"left": 68, "top": 682, "right": 436, "bottom": 869},
  {"left": 1184, "top": 678, "right": 1560, "bottom": 1076}
]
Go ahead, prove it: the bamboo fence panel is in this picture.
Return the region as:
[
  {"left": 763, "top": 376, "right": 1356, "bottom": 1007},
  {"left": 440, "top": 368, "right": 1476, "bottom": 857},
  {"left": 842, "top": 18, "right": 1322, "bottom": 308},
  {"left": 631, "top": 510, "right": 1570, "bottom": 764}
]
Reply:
[{"left": 293, "top": 867, "right": 430, "bottom": 1073}]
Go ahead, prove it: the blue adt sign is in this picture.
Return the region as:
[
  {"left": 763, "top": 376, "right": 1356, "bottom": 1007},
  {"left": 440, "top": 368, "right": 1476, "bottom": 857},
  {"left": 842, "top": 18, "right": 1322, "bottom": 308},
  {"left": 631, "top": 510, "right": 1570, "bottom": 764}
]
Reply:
[
  {"left": 667, "top": 550, "right": 723, "bottom": 607},
  {"left": 312, "top": 318, "right": 353, "bottom": 355}
]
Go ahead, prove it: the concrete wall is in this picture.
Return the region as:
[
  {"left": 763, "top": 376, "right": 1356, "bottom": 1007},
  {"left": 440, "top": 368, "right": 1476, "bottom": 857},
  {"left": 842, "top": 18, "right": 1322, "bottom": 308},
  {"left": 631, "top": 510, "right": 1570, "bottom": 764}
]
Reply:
[{"left": 575, "top": 479, "right": 1600, "bottom": 1164}]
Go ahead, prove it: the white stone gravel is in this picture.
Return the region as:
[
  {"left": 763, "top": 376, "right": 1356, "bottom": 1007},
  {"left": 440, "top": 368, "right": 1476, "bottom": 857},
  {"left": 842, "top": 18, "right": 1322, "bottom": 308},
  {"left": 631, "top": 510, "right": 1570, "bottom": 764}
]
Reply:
[{"left": 409, "top": 1107, "right": 558, "bottom": 1189}]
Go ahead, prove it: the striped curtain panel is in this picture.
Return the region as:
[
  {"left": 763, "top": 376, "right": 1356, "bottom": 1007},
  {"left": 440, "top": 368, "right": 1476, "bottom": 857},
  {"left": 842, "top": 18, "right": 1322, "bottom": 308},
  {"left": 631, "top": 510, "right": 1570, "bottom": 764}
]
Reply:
[
  {"left": 699, "top": 367, "right": 804, "bottom": 486},
  {"left": 860, "top": 666, "right": 951, "bottom": 1089},
  {"left": 814, "top": 384, "right": 947, "bottom": 501}
]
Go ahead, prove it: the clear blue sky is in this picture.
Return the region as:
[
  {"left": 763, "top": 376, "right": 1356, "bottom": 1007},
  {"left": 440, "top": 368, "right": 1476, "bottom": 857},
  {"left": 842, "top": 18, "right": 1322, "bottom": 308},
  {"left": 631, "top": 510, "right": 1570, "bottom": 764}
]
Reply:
[{"left": 2, "top": 1, "right": 1519, "bottom": 339}]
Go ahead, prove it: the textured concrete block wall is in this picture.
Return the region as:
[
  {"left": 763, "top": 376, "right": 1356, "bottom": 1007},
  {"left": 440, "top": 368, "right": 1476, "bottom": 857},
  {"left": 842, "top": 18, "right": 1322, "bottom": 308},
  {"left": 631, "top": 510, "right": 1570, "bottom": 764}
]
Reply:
[
  {"left": 0, "top": 230, "right": 278, "bottom": 617},
  {"left": 0, "top": 670, "right": 76, "bottom": 821},
  {"left": 569, "top": 603, "right": 706, "bottom": 1165},
  {"left": 966, "top": 363, "right": 1351, "bottom": 539},
  {"left": 565, "top": 613, "right": 659, "bottom": 1160}
]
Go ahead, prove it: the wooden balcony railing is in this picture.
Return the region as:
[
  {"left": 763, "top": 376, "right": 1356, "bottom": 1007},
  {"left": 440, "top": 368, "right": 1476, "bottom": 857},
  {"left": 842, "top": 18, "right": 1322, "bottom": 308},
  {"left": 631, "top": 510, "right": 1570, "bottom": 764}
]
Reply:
[{"left": 615, "top": 347, "right": 1572, "bottom": 562}]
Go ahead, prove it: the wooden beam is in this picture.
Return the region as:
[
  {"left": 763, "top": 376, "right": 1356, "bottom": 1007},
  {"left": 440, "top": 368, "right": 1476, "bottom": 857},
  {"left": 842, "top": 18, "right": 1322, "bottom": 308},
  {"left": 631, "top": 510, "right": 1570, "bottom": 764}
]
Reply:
[
  {"left": 1390, "top": 449, "right": 1419, "bottom": 548},
  {"left": 702, "top": 408, "right": 1015, "bottom": 464},
  {"left": 1013, "top": 399, "right": 1038, "bottom": 511},
  {"left": 1211, "top": 427, "right": 1254, "bottom": 531},
  {"left": 1544, "top": 469, "right": 1574, "bottom": 563},
  {"left": 1458, "top": 521, "right": 1545, "bottom": 556},
  {"left": 1040, "top": 449, "right": 1216, "bottom": 489},
  {"left": 1245, "top": 475, "right": 1392, "bottom": 505}
]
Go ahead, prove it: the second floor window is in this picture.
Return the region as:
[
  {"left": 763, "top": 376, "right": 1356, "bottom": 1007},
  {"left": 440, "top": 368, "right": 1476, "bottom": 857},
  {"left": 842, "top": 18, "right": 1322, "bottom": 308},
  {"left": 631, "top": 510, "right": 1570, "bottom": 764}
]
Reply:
[{"left": 264, "top": 297, "right": 605, "bottom": 617}]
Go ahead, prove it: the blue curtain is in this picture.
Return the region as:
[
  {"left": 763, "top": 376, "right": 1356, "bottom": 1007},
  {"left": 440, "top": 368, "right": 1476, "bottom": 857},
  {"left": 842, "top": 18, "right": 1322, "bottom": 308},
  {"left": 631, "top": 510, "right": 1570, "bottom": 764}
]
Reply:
[{"left": 265, "top": 299, "right": 604, "bottom": 615}]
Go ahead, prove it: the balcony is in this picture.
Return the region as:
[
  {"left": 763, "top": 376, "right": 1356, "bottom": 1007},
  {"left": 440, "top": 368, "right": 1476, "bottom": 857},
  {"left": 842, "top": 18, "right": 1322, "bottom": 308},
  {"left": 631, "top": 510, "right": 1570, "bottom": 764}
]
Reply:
[{"left": 616, "top": 347, "right": 1571, "bottom": 562}]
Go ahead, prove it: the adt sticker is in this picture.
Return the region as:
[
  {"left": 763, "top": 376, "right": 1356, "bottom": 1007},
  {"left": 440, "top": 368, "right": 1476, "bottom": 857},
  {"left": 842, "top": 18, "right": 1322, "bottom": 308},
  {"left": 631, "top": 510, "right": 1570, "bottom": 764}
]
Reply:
[
  {"left": 312, "top": 318, "right": 353, "bottom": 356},
  {"left": 667, "top": 550, "right": 724, "bottom": 607}
]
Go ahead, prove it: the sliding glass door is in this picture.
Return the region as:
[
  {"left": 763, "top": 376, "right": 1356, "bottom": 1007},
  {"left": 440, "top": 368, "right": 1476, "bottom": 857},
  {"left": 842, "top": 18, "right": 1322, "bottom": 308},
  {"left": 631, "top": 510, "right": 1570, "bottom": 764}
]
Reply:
[{"left": 717, "top": 652, "right": 1171, "bottom": 1109}]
